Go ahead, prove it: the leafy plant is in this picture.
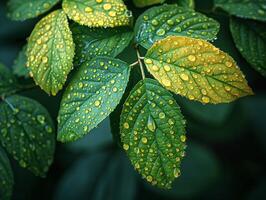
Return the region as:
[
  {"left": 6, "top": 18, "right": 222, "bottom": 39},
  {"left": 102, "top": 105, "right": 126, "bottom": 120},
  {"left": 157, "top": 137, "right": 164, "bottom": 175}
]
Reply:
[{"left": 2, "top": 0, "right": 265, "bottom": 198}]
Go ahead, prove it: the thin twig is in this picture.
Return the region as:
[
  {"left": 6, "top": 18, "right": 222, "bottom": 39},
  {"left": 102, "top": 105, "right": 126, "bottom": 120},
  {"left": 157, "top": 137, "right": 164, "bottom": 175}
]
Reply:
[
  {"left": 130, "top": 61, "right": 139, "bottom": 67},
  {"left": 136, "top": 48, "right": 146, "bottom": 80}
]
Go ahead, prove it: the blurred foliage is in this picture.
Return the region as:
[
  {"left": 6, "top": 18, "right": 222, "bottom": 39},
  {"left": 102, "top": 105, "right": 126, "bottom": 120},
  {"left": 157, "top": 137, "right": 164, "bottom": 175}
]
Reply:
[{"left": 0, "top": 0, "right": 266, "bottom": 199}]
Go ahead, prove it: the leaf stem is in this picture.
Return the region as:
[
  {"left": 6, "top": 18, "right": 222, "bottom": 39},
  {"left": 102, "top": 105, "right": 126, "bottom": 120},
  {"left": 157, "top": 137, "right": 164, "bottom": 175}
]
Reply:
[
  {"left": 135, "top": 47, "right": 146, "bottom": 80},
  {"left": 130, "top": 61, "right": 139, "bottom": 67}
]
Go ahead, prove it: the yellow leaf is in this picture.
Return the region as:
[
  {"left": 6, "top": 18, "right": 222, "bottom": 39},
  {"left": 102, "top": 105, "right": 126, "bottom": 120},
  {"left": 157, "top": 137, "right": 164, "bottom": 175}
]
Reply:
[
  {"left": 144, "top": 36, "right": 253, "bottom": 104},
  {"left": 62, "top": 0, "right": 130, "bottom": 27}
]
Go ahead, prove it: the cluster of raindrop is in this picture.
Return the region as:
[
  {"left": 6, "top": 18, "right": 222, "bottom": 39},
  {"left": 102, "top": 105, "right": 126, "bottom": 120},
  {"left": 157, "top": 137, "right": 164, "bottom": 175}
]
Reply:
[
  {"left": 145, "top": 36, "right": 253, "bottom": 104},
  {"left": 71, "top": 24, "right": 133, "bottom": 66},
  {"left": 63, "top": 0, "right": 130, "bottom": 27},
  {"left": 7, "top": 0, "right": 59, "bottom": 20},
  {"left": 0, "top": 96, "right": 55, "bottom": 176},
  {"left": 26, "top": 10, "right": 75, "bottom": 96},
  {"left": 136, "top": 4, "right": 219, "bottom": 48},
  {"left": 120, "top": 79, "right": 186, "bottom": 188},
  {"left": 57, "top": 57, "right": 129, "bottom": 142}
]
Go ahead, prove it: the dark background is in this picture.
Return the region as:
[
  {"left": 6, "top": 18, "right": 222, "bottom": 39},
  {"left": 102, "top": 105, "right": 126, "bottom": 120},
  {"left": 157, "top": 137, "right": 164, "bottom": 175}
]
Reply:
[{"left": 0, "top": 0, "right": 266, "bottom": 199}]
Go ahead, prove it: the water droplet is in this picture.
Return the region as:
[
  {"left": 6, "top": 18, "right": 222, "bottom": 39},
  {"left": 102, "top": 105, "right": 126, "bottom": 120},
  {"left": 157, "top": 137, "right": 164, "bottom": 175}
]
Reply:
[
  {"left": 202, "top": 96, "right": 210, "bottom": 103},
  {"left": 103, "top": 3, "right": 112, "bottom": 10},
  {"left": 147, "top": 175, "right": 153, "bottom": 182},
  {"left": 188, "top": 55, "right": 196, "bottom": 62},
  {"left": 225, "top": 61, "right": 232, "bottom": 67},
  {"left": 37, "top": 115, "right": 45, "bottom": 124},
  {"left": 123, "top": 122, "right": 129, "bottom": 129},
  {"left": 94, "top": 100, "right": 101, "bottom": 107},
  {"left": 145, "top": 59, "right": 153, "bottom": 64},
  {"left": 42, "top": 56, "right": 48, "bottom": 63},
  {"left": 123, "top": 144, "right": 129, "bottom": 150},
  {"left": 162, "top": 78, "right": 171, "bottom": 87},
  {"left": 164, "top": 65, "right": 171, "bottom": 72},
  {"left": 180, "top": 73, "right": 189, "bottom": 81},
  {"left": 147, "top": 115, "right": 156, "bottom": 132},
  {"left": 142, "top": 137, "right": 148, "bottom": 144},
  {"left": 85, "top": 6, "right": 93, "bottom": 13},
  {"left": 156, "top": 28, "right": 165, "bottom": 36},
  {"left": 159, "top": 112, "right": 165, "bottom": 119},
  {"left": 180, "top": 135, "right": 186, "bottom": 142}
]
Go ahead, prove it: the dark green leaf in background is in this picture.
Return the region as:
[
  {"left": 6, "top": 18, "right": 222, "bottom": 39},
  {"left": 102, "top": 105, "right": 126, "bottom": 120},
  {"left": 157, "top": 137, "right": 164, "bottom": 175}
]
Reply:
[
  {"left": 133, "top": 0, "right": 166, "bottom": 8},
  {"left": 214, "top": 0, "right": 266, "bottom": 22},
  {"left": 12, "top": 44, "right": 30, "bottom": 78},
  {"left": 7, "top": 0, "right": 60, "bottom": 21},
  {"left": 0, "top": 95, "right": 55, "bottom": 177},
  {"left": 0, "top": 147, "right": 14, "bottom": 200},
  {"left": 71, "top": 24, "right": 133, "bottom": 67},
  {"left": 135, "top": 4, "right": 220, "bottom": 49},
  {"left": 176, "top": 0, "right": 195, "bottom": 9},
  {"left": 55, "top": 151, "right": 137, "bottom": 200},
  {"left": 230, "top": 18, "right": 266, "bottom": 77},
  {"left": 0, "top": 63, "right": 17, "bottom": 96},
  {"left": 120, "top": 78, "right": 186, "bottom": 188},
  {"left": 57, "top": 56, "right": 130, "bottom": 143}
]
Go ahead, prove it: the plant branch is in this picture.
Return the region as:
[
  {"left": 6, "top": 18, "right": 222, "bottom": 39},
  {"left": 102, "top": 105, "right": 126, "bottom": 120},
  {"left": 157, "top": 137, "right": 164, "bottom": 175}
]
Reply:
[{"left": 135, "top": 47, "right": 146, "bottom": 80}]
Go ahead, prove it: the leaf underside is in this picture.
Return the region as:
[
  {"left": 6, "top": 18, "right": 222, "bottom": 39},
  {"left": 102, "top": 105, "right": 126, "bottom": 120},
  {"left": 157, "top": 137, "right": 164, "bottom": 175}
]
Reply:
[
  {"left": 26, "top": 10, "right": 75, "bottom": 96},
  {"left": 135, "top": 4, "right": 220, "bottom": 49},
  {"left": 230, "top": 18, "right": 266, "bottom": 77},
  {"left": 120, "top": 78, "right": 186, "bottom": 189},
  {"left": 215, "top": 0, "right": 266, "bottom": 22},
  {"left": 144, "top": 36, "right": 253, "bottom": 104},
  {"left": 0, "top": 95, "right": 55, "bottom": 177},
  {"left": 7, "top": 0, "right": 60, "bottom": 21},
  {"left": 62, "top": 0, "right": 130, "bottom": 27},
  {"left": 57, "top": 56, "right": 130, "bottom": 143},
  {"left": 71, "top": 23, "right": 133, "bottom": 66},
  {"left": 0, "top": 147, "right": 14, "bottom": 200}
]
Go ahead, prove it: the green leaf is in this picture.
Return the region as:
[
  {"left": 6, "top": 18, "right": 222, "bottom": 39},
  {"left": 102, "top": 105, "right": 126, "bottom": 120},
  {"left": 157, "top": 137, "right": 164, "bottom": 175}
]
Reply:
[
  {"left": 133, "top": 0, "right": 166, "bottom": 8},
  {"left": 62, "top": 0, "right": 131, "bottom": 27},
  {"left": 0, "top": 147, "right": 14, "bottom": 200},
  {"left": 0, "top": 95, "right": 55, "bottom": 177},
  {"left": 214, "top": 0, "right": 266, "bottom": 22},
  {"left": 12, "top": 45, "right": 30, "bottom": 78},
  {"left": 144, "top": 36, "right": 253, "bottom": 104},
  {"left": 7, "top": 0, "right": 60, "bottom": 21},
  {"left": 177, "top": 0, "right": 195, "bottom": 9},
  {"left": 120, "top": 78, "right": 186, "bottom": 188},
  {"left": 55, "top": 151, "right": 136, "bottom": 200},
  {"left": 26, "top": 10, "right": 75, "bottom": 96},
  {"left": 134, "top": 4, "right": 220, "bottom": 49},
  {"left": 0, "top": 63, "right": 17, "bottom": 96},
  {"left": 71, "top": 23, "right": 133, "bottom": 66},
  {"left": 57, "top": 56, "right": 130, "bottom": 143},
  {"left": 230, "top": 18, "right": 266, "bottom": 77}
]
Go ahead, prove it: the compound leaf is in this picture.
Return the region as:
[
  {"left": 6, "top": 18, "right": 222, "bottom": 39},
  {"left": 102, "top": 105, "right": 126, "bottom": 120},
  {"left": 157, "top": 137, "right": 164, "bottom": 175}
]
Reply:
[
  {"left": 57, "top": 56, "right": 130, "bottom": 143},
  {"left": 230, "top": 18, "right": 266, "bottom": 77},
  {"left": 144, "top": 36, "right": 253, "bottom": 104},
  {"left": 26, "top": 10, "right": 75, "bottom": 96},
  {"left": 62, "top": 0, "right": 131, "bottom": 27},
  {"left": 0, "top": 147, "right": 14, "bottom": 200},
  {"left": 133, "top": 0, "right": 166, "bottom": 8},
  {"left": 214, "top": 0, "right": 266, "bottom": 22},
  {"left": 135, "top": 4, "right": 219, "bottom": 49},
  {"left": 120, "top": 78, "right": 186, "bottom": 188},
  {"left": 12, "top": 45, "right": 30, "bottom": 78},
  {"left": 0, "top": 95, "right": 55, "bottom": 177},
  {"left": 7, "top": 0, "right": 60, "bottom": 21},
  {"left": 71, "top": 23, "right": 133, "bottom": 66},
  {"left": 0, "top": 63, "right": 17, "bottom": 96}
]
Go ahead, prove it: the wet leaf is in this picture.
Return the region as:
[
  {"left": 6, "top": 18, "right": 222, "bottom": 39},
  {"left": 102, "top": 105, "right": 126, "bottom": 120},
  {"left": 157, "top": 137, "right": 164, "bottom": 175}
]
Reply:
[
  {"left": 0, "top": 147, "right": 14, "bottom": 200},
  {"left": 214, "top": 0, "right": 266, "bottom": 22},
  {"left": 0, "top": 63, "right": 17, "bottom": 96},
  {"left": 120, "top": 78, "right": 186, "bottom": 188},
  {"left": 7, "top": 0, "right": 60, "bottom": 21},
  {"left": 12, "top": 45, "right": 30, "bottom": 78},
  {"left": 57, "top": 56, "right": 130, "bottom": 143},
  {"left": 0, "top": 95, "right": 55, "bottom": 177},
  {"left": 133, "top": 0, "right": 166, "bottom": 8},
  {"left": 230, "top": 18, "right": 266, "bottom": 77},
  {"left": 144, "top": 36, "right": 253, "bottom": 104},
  {"left": 26, "top": 10, "right": 75, "bottom": 95},
  {"left": 135, "top": 4, "right": 219, "bottom": 49},
  {"left": 71, "top": 23, "right": 133, "bottom": 66},
  {"left": 62, "top": 0, "right": 131, "bottom": 27}
]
